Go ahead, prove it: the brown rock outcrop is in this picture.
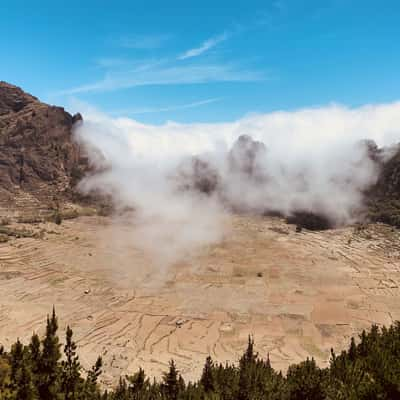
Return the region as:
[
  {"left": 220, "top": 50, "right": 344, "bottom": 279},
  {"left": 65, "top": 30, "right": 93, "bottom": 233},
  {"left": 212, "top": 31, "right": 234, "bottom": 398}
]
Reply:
[{"left": 0, "top": 81, "right": 88, "bottom": 216}]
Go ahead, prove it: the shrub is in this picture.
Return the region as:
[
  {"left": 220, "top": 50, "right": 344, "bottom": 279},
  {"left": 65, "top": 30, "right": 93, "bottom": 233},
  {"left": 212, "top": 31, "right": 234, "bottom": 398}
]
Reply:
[
  {"left": 287, "top": 211, "right": 333, "bottom": 231},
  {"left": 53, "top": 211, "right": 62, "bottom": 225}
]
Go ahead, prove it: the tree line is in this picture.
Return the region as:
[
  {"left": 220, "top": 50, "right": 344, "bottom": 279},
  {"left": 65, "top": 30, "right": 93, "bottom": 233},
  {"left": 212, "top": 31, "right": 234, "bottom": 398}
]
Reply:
[{"left": 0, "top": 309, "right": 399, "bottom": 399}]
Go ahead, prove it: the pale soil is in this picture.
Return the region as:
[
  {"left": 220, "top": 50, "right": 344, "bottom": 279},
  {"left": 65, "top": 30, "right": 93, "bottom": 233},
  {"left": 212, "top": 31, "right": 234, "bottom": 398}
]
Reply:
[{"left": 0, "top": 215, "right": 400, "bottom": 387}]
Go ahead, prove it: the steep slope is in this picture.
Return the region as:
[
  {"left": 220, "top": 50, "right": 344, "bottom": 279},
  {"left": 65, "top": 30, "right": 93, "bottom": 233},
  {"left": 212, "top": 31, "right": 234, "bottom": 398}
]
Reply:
[
  {"left": 368, "top": 145, "right": 400, "bottom": 227},
  {"left": 0, "top": 82, "right": 87, "bottom": 219}
]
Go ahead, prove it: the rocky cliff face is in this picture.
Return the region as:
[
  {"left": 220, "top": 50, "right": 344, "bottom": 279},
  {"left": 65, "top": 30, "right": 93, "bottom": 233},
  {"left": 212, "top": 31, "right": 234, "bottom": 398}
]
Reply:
[
  {"left": 374, "top": 146, "right": 400, "bottom": 198},
  {"left": 368, "top": 145, "right": 400, "bottom": 227},
  {"left": 0, "top": 82, "right": 88, "bottom": 217}
]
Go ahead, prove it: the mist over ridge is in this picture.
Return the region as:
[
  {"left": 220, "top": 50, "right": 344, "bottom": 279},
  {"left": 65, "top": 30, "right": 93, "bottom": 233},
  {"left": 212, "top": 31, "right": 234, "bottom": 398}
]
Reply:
[{"left": 74, "top": 101, "right": 400, "bottom": 265}]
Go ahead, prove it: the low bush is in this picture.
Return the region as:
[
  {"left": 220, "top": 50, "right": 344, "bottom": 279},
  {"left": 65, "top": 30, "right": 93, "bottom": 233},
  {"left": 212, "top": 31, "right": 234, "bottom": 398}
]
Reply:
[{"left": 286, "top": 211, "right": 333, "bottom": 231}]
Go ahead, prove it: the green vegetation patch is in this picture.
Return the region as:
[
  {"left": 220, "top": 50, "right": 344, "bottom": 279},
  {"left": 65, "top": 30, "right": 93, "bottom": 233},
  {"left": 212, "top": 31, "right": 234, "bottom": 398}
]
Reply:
[
  {"left": 1, "top": 309, "right": 400, "bottom": 399},
  {"left": 368, "top": 199, "right": 400, "bottom": 228}
]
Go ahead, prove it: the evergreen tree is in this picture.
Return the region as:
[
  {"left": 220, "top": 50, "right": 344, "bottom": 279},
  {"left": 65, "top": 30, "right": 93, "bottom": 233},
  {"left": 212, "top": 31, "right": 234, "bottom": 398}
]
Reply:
[
  {"left": 200, "top": 356, "right": 215, "bottom": 393},
  {"left": 238, "top": 336, "right": 258, "bottom": 400},
  {"left": 29, "top": 334, "right": 41, "bottom": 373},
  {"left": 286, "top": 358, "right": 326, "bottom": 400},
  {"left": 242, "top": 336, "right": 257, "bottom": 365},
  {"left": 87, "top": 356, "right": 102, "bottom": 386},
  {"left": 112, "top": 377, "right": 127, "bottom": 400},
  {"left": 0, "top": 309, "right": 400, "bottom": 400},
  {"left": 28, "top": 333, "right": 41, "bottom": 395},
  {"left": 37, "top": 307, "right": 61, "bottom": 400},
  {"left": 84, "top": 356, "right": 103, "bottom": 399},
  {"left": 61, "top": 325, "right": 81, "bottom": 400},
  {"left": 126, "top": 367, "right": 149, "bottom": 396},
  {"left": 14, "top": 362, "right": 36, "bottom": 400},
  {"left": 214, "top": 362, "right": 238, "bottom": 400},
  {"left": 0, "top": 354, "right": 11, "bottom": 395},
  {"left": 178, "top": 375, "right": 186, "bottom": 394},
  {"left": 348, "top": 337, "right": 357, "bottom": 362},
  {"left": 9, "top": 339, "right": 24, "bottom": 385},
  {"left": 162, "top": 360, "right": 180, "bottom": 400}
]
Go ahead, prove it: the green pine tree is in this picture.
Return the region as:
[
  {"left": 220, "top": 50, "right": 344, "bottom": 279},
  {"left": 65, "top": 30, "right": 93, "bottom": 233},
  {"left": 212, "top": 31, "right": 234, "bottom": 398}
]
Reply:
[
  {"left": 200, "top": 356, "right": 216, "bottom": 394},
  {"left": 14, "top": 362, "right": 36, "bottom": 400},
  {"left": 61, "top": 326, "right": 81, "bottom": 400},
  {"left": 286, "top": 358, "right": 326, "bottom": 400},
  {"left": 29, "top": 333, "right": 41, "bottom": 391},
  {"left": 9, "top": 339, "right": 24, "bottom": 385},
  {"left": 238, "top": 336, "right": 257, "bottom": 400},
  {"left": 37, "top": 307, "right": 61, "bottom": 400},
  {"left": 84, "top": 356, "right": 102, "bottom": 399},
  {"left": 162, "top": 360, "right": 180, "bottom": 400}
]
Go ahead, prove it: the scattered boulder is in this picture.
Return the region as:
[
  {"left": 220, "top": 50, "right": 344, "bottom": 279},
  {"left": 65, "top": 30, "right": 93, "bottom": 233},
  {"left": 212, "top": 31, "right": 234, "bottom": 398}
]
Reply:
[{"left": 175, "top": 319, "right": 186, "bottom": 328}]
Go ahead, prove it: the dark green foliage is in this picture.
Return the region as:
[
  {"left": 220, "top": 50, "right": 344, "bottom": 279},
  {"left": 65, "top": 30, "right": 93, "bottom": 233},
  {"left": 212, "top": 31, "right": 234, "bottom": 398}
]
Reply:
[
  {"left": 286, "top": 211, "right": 333, "bottom": 231},
  {"left": 53, "top": 210, "right": 63, "bottom": 225},
  {"left": 368, "top": 199, "right": 400, "bottom": 228},
  {"left": 0, "top": 312, "right": 400, "bottom": 400},
  {"left": 83, "top": 356, "right": 103, "bottom": 399},
  {"left": 14, "top": 362, "right": 36, "bottom": 400},
  {"left": 238, "top": 336, "right": 284, "bottom": 400},
  {"left": 162, "top": 360, "right": 183, "bottom": 400},
  {"left": 367, "top": 145, "right": 400, "bottom": 229},
  {"left": 200, "top": 356, "right": 215, "bottom": 393},
  {"left": 9, "top": 339, "right": 24, "bottom": 384},
  {"left": 285, "top": 358, "right": 326, "bottom": 400},
  {"left": 61, "top": 325, "right": 82, "bottom": 399},
  {"left": 126, "top": 368, "right": 149, "bottom": 396},
  {"left": 37, "top": 307, "right": 62, "bottom": 400}
]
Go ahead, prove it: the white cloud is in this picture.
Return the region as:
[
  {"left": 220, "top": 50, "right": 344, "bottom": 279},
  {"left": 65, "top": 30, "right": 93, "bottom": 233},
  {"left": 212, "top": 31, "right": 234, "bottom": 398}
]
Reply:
[
  {"left": 57, "top": 27, "right": 265, "bottom": 96},
  {"left": 74, "top": 101, "right": 400, "bottom": 268},
  {"left": 60, "top": 62, "right": 265, "bottom": 94},
  {"left": 111, "top": 97, "right": 222, "bottom": 115},
  {"left": 178, "top": 32, "right": 229, "bottom": 60}
]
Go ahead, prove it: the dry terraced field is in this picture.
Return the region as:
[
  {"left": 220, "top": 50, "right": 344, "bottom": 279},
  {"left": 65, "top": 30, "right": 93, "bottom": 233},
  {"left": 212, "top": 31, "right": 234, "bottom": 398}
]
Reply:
[{"left": 1, "top": 215, "right": 400, "bottom": 386}]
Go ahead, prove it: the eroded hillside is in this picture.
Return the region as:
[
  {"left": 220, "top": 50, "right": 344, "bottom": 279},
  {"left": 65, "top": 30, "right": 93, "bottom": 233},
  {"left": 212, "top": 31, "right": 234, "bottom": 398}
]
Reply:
[{"left": 0, "top": 82, "right": 87, "bottom": 220}]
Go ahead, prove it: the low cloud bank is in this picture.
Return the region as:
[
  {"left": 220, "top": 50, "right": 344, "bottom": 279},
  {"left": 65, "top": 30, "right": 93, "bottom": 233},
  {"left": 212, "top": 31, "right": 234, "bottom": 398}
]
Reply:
[{"left": 73, "top": 102, "right": 400, "bottom": 265}]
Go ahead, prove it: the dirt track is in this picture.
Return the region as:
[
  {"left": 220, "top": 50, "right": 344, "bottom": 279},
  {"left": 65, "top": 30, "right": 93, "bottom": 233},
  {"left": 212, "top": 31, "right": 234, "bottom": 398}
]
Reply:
[{"left": 1, "top": 215, "right": 400, "bottom": 386}]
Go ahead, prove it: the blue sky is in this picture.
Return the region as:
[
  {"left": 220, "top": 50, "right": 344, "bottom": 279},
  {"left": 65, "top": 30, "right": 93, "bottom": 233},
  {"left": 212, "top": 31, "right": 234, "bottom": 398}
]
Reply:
[{"left": 1, "top": 0, "right": 400, "bottom": 124}]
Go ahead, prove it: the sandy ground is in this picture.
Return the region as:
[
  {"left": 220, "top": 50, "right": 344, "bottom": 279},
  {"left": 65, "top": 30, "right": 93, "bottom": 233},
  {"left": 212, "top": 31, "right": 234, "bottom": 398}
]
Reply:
[{"left": 1, "top": 215, "right": 400, "bottom": 386}]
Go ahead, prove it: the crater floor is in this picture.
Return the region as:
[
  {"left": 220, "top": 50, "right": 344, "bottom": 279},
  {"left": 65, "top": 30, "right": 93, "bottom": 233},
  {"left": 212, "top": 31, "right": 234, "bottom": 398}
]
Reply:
[{"left": 1, "top": 215, "right": 400, "bottom": 386}]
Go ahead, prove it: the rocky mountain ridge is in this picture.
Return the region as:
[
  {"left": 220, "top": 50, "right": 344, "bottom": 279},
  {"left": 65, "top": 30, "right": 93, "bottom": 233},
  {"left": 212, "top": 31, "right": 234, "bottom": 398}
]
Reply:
[
  {"left": 0, "top": 81, "right": 88, "bottom": 220},
  {"left": 368, "top": 145, "right": 400, "bottom": 227},
  {"left": 0, "top": 82, "right": 399, "bottom": 228}
]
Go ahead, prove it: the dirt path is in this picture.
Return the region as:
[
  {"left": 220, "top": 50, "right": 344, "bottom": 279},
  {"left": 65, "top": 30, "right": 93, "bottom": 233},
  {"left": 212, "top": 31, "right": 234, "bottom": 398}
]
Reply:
[{"left": 1, "top": 215, "right": 400, "bottom": 385}]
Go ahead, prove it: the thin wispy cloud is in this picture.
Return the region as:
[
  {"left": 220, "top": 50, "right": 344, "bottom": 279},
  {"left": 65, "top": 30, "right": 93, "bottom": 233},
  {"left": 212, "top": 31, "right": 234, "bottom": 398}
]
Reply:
[
  {"left": 178, "top": 32, "right": 229, "bottom": 60},
  {"left": 60, "top": 62, "right": 265, "bottom": 95},
  {"left": 58, "top": 25, "right": 267, "bottom": 96},
  {"left": 96, "top": 57, "right": 129, "bottom": 68},
  {"left": 113, "top": 33, "right": 172, "bottom": 49},
  {"left": 94, "top": 58, "right": 167, "bottom": 72},
  {"left": 112, "top": 97, "right": 222, "bottom": 115}
]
